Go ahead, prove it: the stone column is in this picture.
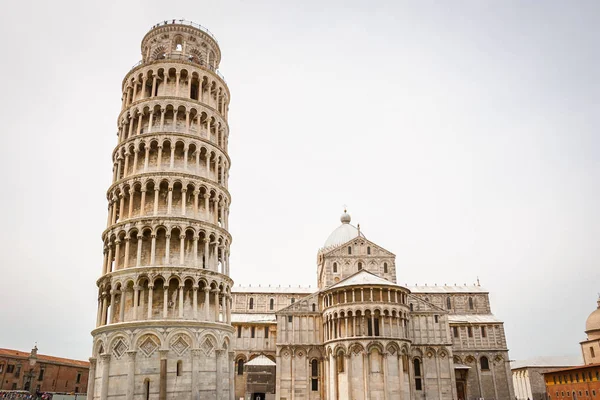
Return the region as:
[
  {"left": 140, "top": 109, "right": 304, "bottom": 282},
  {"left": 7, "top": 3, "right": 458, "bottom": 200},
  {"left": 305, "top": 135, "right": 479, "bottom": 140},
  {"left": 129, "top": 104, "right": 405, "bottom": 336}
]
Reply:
[
  {"left": 119, "top": 289, "right": 126, "bottom": 322},
  {"left": 213, "top": 289, "right": 220, "bottom": 322},
  {"left": 193, "top": 236, "right": 199, "bottom": 266},
  {"left": 191, "top": 349, "right": 202, "bottom": 400},
  {"left": 157, "top": 145, "right": 163, "bottom": 170},
  {"left": 123, "top": 238, "right": 130, "bottom": 269},
  {"left": 100, "top": 354, "right": 111, "bottom": 400},
  {"left": 204, "top": 288, "right": 211, "bottom": 320},
  {"left": 163, "top": 286, "right": 169, "bottom": 318},
  {"left": 150, "top": 234, "right": 157, "bottom": 265},
  {"left": 165, "top": 234, "right": 171, "bottom": 265},
  {"left": 125, "top": 351, "right": 136, "bottom": 400},
  {"left": 178, "top": 285, "right": 184, "bottom": 318},
  {"left": 229, "top": 351, "right": 235, "bottom": 400},
  {"left": 181, "top": 188, "right": 187, "bottom": 215},
  {"left": 363, "top": 352, "right": 370, "bottom": 399},
  {"left": 159, "top": 350, "right": 168, "bottom": 400},
  {"left": 132, "top": 286, "right": 140, "bottom": 320},
  {"left": 383, "top": 353, "right": 389, "bottom": 400},
  {"left": 167, "top": 186, "right": 173, "bottom": 214},
  {"left": 215, "top": 349, "right": 223, "bottom": 399},
  {"left": 151, "top": 76, "right": 157, "bottom": 98},
  {"left": 136, "top": 235, "right": 143, "bottom": 266},
  {"left": 147, "top": 285, "right": 154, "bottom": 319},
  {"left": 109, "top": 290, "right": 116, "bottom": 324},
  {"left": 153, "top": 188, "right": 159, "bottom": 215},
  {"left": 193, "top": 287, "right": 198, "bottom": 319},
  {"left": 180, "top": 234, "right": 185, "bottom": 264},
  {"left": 100, "top": 292, "right": 108, "bottom": 325},
  {"left": 87, "top": 357, "right": 97, "bottom": 400}
]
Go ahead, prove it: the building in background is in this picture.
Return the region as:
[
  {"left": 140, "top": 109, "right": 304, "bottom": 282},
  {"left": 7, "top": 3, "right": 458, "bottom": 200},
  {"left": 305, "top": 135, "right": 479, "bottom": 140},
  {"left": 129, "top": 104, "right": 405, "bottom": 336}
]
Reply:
[
  {"left": 511, "top": 356, "right": 582, "bottom": 400},
  {"left": 0, "top": 346, "right": 88, "bottom": 394},
  {"left": 232, "top": 211, "right": 515, "bottom": 400},
  {"left": 543, "top": 298, "right": 600, "bottom": 400}
]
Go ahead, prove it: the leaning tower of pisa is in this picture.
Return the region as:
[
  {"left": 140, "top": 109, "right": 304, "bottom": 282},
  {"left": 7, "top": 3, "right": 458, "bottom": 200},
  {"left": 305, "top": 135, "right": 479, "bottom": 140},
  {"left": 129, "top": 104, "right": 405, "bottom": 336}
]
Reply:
[{"left": 89, "top": 20, "right": 234, "bottom": 400}]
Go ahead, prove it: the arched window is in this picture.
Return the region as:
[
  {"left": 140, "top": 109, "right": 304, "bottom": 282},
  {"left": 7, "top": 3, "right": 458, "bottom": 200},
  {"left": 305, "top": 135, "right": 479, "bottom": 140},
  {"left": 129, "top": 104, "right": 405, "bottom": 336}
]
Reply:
[
  {"left": 249, "top": 297, "right": 254, "bottom": 310},
  {"left": 336, "top": 352, "right": 345, "bottom": 373},
  {"left": 237, "top": 359, "right": 244, "bottom": 375},
  {"left": 358, "top": 262, "right": 362, "bottom": 270},
  {"left": 367, "top": 246, "right": 371, "bottom": 255},
  {"left": 348, "top": 246, "right": 352, "bottom": 255},
  {"left": 291, "top": 297, "right": 295, "bottom": 304},
  {"left": 413, "top": 359, "right": 422, "bottom": 390},
  {"left": 176, "top": 360, "right": 182, "bottom": 376},
  {"left": 468, "top": 297, "right": 474, "bottom": 310},
  {"left": 383, "top": 262, "right": 388, "bottom": 273},
  {"left": 312, "top": 303, "right": 316, "bottom": 312},
  {"left": 174, "top": 36, "right": 183, "bottom": 52},
  {"left": 446, "top": 296, "right": 451, "bottom": 309},
  {"left": 333, "top": 262, "right": 337, "bottom": 273},
  {"left": 480, "top": 356, "right": 489, "bottom": 370},
  {"left": 269, "top": 298, "right": 274, "bottom": 310},
  {"left": 410, "top": 303, "right": 414, "bottom": 311},
  {"left": 311, "top": 359, "right": 319, "bottom": 390},
  {"left": 324, "top": 297, "right": 329, "bottom": 307}
]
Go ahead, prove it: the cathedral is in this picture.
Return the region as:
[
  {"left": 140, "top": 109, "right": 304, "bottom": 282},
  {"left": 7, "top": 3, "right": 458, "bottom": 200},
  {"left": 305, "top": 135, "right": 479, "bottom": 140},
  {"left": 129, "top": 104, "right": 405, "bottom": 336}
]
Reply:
[
  {"left": 88, "top": 20, "right": 515, "bottom": 400},
  {"left": 232, "top": 210, "right": 514, "bottom": 400}
]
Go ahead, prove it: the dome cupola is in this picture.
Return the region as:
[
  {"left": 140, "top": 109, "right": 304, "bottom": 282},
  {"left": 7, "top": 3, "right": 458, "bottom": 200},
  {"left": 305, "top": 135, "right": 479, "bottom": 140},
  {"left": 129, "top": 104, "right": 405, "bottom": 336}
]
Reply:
[
  {"left": 323, "top": 209, "right": 365, "bottom": 249},
  {"left": 585, "top": 297, "right": 600, "bottom": 340}
]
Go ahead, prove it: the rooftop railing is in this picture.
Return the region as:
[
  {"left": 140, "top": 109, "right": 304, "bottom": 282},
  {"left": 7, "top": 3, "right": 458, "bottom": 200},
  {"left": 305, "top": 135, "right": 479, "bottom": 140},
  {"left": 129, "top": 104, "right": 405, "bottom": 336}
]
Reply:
[
  {"left": 149, "top": 19, "right": 218, "bottom": 43},
  {"left": 130, "top": 54, "right": 226, "bottom": 82}
]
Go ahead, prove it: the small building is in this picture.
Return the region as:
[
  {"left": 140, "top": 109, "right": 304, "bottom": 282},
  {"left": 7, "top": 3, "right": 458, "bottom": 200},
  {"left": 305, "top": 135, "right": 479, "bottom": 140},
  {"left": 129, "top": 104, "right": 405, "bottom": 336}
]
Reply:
[
  {"left": 244, "top": 355, "right": 276, "bottom": 400},
  {"left": 511, "top": 356, "right": 583, "bottom": 400},
  {"left": 0, "top": 346, "right": 89, "bottom": 394},
  {"left": 543, "top": 297, "right": 600, "bottom": 400}
]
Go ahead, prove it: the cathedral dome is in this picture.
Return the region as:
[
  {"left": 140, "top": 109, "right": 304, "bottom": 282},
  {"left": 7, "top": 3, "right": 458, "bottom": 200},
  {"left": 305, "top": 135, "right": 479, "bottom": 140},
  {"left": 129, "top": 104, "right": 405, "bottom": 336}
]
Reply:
[
  {"left": 323, "top": 210, "right": 365, "bottom": 249},
  {"left": 585, "top": 298, "right": 600, "bottom": 337}
]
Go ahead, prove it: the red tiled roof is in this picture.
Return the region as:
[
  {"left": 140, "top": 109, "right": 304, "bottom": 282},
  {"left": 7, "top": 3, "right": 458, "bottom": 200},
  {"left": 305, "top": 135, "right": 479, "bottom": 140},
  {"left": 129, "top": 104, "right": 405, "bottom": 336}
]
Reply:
[
  {"left": 542, "top": 363, "right": 600, "bottom": 374},
  {"left": 0, "top": 348, "right": 89, "bottom": 368}
]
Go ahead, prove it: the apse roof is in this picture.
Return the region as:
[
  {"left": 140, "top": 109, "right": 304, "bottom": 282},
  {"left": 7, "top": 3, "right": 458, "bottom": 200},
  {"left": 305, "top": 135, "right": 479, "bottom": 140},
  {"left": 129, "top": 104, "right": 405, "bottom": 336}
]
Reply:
[{"left": 328, "top": 270, "right": 401, "bottom": 290}]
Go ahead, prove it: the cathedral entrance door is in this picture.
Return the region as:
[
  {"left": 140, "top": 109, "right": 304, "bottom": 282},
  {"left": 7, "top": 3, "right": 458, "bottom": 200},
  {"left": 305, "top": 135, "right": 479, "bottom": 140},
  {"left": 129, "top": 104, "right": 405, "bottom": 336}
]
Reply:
[{"left": 456, "top": 381, "right": 466, "bottom": 400}]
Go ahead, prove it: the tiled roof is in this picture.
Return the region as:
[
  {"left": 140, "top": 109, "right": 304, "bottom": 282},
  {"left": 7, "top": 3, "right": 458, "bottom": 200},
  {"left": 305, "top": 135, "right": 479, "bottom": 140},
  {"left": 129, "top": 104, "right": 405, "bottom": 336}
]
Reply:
[
  {"left": 510, "top": 356, "right": 584, "bottom": 370},
  {"left": 539, "top": 363, "right": 600, "bottom": 373},
  {"left": 232, "top": 285, "right": 314, "bottom": 294},
  {"left": 408, "top": 285, "right": 488, "bottom": 294},
  {"left": 231, "top": 313, "right": 277, "bottom": 323},
  {"left": 246, "top": 355, "right": 276, "bottom": 366},
  {"left": 447, "top": 314, "right": 502, "bottom": 324},
  {"left": 328, "top": 270, "right": 402, "bottom": 290},
  {"left": 0, "top": 348, "right": 89, "bottom": 368}
]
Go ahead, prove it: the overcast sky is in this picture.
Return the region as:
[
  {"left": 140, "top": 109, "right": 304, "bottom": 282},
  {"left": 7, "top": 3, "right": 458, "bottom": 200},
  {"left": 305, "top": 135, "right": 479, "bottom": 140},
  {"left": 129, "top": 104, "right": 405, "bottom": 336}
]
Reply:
[{"left": 1, "top": 0, "right": 598, "bottom": 363}]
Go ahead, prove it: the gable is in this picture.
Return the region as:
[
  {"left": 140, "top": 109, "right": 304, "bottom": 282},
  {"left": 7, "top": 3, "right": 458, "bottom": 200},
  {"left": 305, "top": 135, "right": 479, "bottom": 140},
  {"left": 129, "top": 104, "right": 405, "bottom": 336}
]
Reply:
[
  {"left": 276, "top": 291, "right": 321, "bottom": 315},
  {"left": 322, "top": 237, "right": 396, "bottom": 258}
]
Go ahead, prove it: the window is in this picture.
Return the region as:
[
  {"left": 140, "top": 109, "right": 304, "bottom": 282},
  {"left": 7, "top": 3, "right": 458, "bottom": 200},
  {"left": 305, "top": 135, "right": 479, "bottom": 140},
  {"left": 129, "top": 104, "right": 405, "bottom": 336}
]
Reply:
[
  {"left": 288, "top": 316, "right": 293, "bottom": 323},
  {"left": 367, "top": 246, "right": 371, "bottom": 255},
  {"left": 11, "top": 383, "right": 16, "bottom": 390},
  {"left": 481, "top": 326, "right": 487, "bottom": 338},
  {"left": 410, "top": 303, "right": 413, "bottom": 311},
  {"left": 291, "top": 298, "right": 295, "bottom": 304},
  {"left": 237, "top": 325, "right": 242, "bottom": 338},
  {"left": 589, "top": 372, "right": 592, "bottom": 380},
  {"left": 384, "top": 263, "right": 388, "bottom": 273},
  {"left": 312, "top": 303, "right": 316, "bottom": 312},
  {"left": 434, "top": 315, "right": 439, "bottom": 323},
  {"left": 336, "top": 353, "right": 344, "bottom": 373},
  {"left": 75, "top": 387, "right": 79, "bottom": 393},
  {"left": 414, "top": 359, "right": 422, "bottom": 390},
  {"left": 553, "top": 376, "right": 557, "bottom": 384},
  {"left": 311, "top": 359, "right": 319, "bottom": 391},
  {"left": 15, "top": 365, "right": 21, "bottom": 377},
  {"left": 358, "top": 262, "right": 362, "bottom": 270},
  {"left": 333, "top": 262, "right": 337, "bottom": 273},
  {"left": 237, "top": 360, "right": 244, "bottom": 375},
  {"left": 374, "top": 318, "right": 380, "bottom": 336},
  {"left": 269, "top": 298, "right": 274, "bottom": 310},
  {"left": 592, "top": 390, "right": 596, "bottom": 397},
  {"left": 468, "top": 327, "right": 473, "bottom": 337},
  {"left": 264, "top": 327, "right": 269, "bottom": 339},
  {"left": 76, "top": 372, "right": 81, "bottom": 384},
  {"left": 176, "top": 360, "right": 182, "bottom": 376},
  {"left": 480, "top": 356, "right": 489, "bottom": 370},
  {"left": 144, "top": 379, "right": 150, "bottom": 400},
  {"left": 251, "top": 327, "right": 255, "bottom": 338},
  {"left": 348, "top": 246, "right": 352, "bottom": 255},
  {"left": 453, "top": 327, "right": 459, "bottom": 338},
  {"left": 38, "top": 368, "right": 45, "bottom": 381},
  {"left": 468, "top": 297, "right": 474, "bottom": 310},
  {"left": 591, "top": 347, "right": 596, "bottom": 358}
]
